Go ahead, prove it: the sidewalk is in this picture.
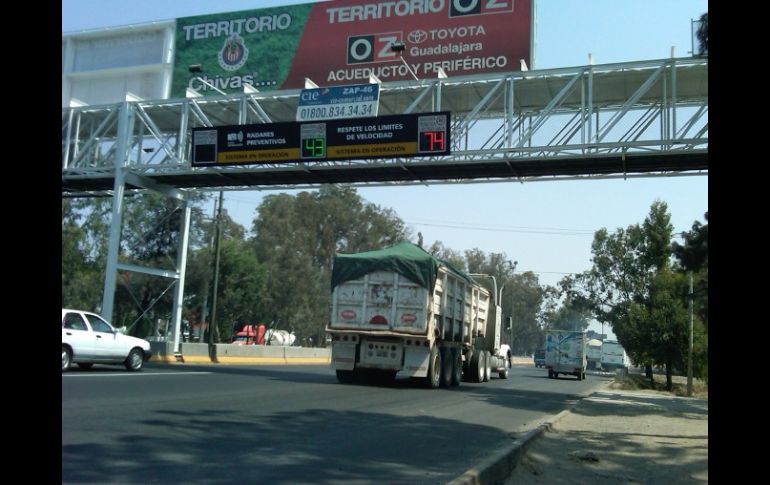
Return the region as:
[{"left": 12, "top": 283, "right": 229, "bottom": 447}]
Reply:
[{"left": 505, "top": 386, "right": 708, "bottom": 483}]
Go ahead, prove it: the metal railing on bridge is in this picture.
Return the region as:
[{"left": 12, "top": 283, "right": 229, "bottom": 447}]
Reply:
[{"left": 62, "top": 56, "right": 707, "bottom": 197}]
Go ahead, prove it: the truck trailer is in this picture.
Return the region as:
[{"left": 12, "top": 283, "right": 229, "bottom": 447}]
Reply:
[
  {"left": 327, "top": 242, "right": 511, "bottom": 388},
  {"left": 544, "top": 329, "right": 587, "bottom": 380}
]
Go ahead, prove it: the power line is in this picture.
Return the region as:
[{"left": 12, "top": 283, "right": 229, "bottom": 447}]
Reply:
[
  {"left": 406, "top": 218, "right": 696, "bottom": 237},
  {"left": 406, "top": 219, "right": 596, "bottom": 236}
]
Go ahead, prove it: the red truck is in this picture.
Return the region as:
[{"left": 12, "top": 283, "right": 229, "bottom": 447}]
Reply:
[{"left": 231, "top": 323, "right": 266, "bottom": 345}]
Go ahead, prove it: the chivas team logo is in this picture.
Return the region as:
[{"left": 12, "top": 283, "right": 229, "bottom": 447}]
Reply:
[{"left": 218, "top": 33, "right": 249, "bottom": 71}]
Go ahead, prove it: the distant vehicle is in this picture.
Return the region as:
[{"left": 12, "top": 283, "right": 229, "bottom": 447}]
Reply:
[
  {"left": 586, "top": 339, "right": 603, "bottom": 370},
  {"left": 230, "top": 323, "right": 296, "bottom": 346},
  {"left": 265, "top": 329, "right": 297, "bottom": 346},
  {"left": 534, "top": 348, "right": 545, "bottom": 368},
  {"left": 62, "top": 309, "right": 151, "bottom": 372},
  {"left": 600, "top": 340, "right": 630, "bottom": 371},
  {"left": 231, "top": 323, "right": 266, "bottom": 345},
  {"left": 544, "top": 330, "right": 587, "bottom": 380}
]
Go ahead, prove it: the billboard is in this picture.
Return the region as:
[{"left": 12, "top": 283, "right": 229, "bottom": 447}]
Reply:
[
  {"left": 191, "top": 111, "right": 450, "bottom": 166},
  {"left": 172, "top": 0, "right": 532, "bottom": 97}
]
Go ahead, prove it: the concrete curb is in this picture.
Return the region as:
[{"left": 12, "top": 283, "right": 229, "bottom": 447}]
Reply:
[
  {"left": 449, "top": 383, "right": 611, "bottom": 485},
  {"left": 446, "top": 425, "right": 548, "bottom": 485}
]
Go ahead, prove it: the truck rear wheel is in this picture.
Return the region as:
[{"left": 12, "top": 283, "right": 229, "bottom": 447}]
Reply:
[
  {"left": 440, "top": 348, "right": 453, "bottom": 387},
  {"left": 426, "top": 345, "right": 441, "bottom": 389},
  {"left": 336, "top": 370, "right": 355, "bottom": 384},
  {"left": 499, "top": 355, "right": 510, "bottom": 379},
  {"left": 482, "top": 351, "right": 491, "bottom": 382},
  {"left": 462, "top": 350, "right": 472, "bottom": 377},
  {"left": 469, "top": 350, "right": 483, "bottom": 383},
  {"left": 451, "top": 348, "right": 462, "bottom": 386}
]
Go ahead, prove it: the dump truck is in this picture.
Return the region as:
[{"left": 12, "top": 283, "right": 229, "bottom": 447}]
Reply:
[
  {"left": 544, "top": 329, "right": 587, "bottom": 380},
  {"left": 327, "top": 242, "right": 511, "bottom": 388}
]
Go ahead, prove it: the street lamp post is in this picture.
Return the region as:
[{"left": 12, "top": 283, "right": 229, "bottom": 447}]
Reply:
[{"left": 508, "top": 260, "right": 518, "bottom": 353}]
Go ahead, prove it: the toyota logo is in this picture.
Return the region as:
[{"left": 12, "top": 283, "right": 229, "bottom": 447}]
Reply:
[{"left": 408, "top": 30, "right": 428, "bottom": 44}]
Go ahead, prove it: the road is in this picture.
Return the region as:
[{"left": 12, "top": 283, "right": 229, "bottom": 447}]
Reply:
[{"left": 62, "top": 363, "right": 611, "bottom": 484}]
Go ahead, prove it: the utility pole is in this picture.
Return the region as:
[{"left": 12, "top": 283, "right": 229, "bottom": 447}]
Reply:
[
  {"left": 687, "top": 271, "right": 694, "bottom": 396},
  {"left": 199, "top": 200, "right": 217, "bottom": 341},
  {"left": 208, "top": 191, "right": 224, "bottom": 350},
  {"left": 508, "top": 261, "right": 518, "bottom": 354}
]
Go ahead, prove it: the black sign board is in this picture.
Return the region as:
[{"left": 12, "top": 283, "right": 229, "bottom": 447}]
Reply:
[{"left": 191, "top": 112, "right": 450, "bottom": 167}]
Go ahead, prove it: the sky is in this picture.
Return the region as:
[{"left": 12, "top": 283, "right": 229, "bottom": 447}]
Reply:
[{"left": 62, "top": 0, "right": 708, "bottom": 339}]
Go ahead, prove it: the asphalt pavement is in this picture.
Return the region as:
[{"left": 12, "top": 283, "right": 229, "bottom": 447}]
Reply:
[{"left": 63, "top": 358, "right": 707, "bottom": 484}]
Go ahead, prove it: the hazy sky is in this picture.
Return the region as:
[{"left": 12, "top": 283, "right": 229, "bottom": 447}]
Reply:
[{"left": 63, "top": 0, "right": 709, "bottom": 339}]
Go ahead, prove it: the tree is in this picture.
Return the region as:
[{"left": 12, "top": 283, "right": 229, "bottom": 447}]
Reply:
[
  {"left": 672, "top": 212, "right": 708, "bottom": 334},
  {"left": 566, "top": 200, "right": 707, "bottom": 387},
  {"left": 62, "top": 192, "right": 210, "bottom": 336},
  {"left": 542, "top": 290, "right": 593, "bottom": 333},
  {"left": 62, "top": 199, "right": 104, "bottom": 311},
  {"left": 462, "top": 248, "right": 545, "bottom": 355},
  {"left": 183, "top": 207, "right": 252, "bottom": 341},
  {"left": 249, "top": 186, "right": 408, "bottom": 345},
  {"left": 696, "top": 13, "right": 708, "bottom": 56},
  {"left": 507, "top": 271, "right": 548, "bottom": 355}
]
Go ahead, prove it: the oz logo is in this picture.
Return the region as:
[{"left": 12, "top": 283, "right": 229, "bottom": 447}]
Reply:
[
  {"left": 347, "top": 32, "right": 401, "bottom": 65},
  {"left": 449, "top": 0, "right": 513, "bottom": 17}
]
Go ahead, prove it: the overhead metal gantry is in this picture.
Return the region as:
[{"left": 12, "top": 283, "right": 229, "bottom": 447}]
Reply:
[
  {"left": 60, "top": 57, "right": 707, "bottom": 352},
  {"left": 62, "top": 56, "right": 707, "bottom": 196}
]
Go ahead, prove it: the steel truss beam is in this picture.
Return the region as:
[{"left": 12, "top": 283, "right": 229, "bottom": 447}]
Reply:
[{"left": 62, "top": 57, "right": 707, "bottom": 196}]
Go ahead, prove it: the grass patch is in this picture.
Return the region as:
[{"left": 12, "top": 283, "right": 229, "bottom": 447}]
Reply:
[{"left": 609, "top": 372, "right": 708, "bottom": 398}]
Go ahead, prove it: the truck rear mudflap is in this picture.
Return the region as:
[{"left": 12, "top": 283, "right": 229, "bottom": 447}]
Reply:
[{"left": 331, "top": 342, "right": 357, "bottom": 371}]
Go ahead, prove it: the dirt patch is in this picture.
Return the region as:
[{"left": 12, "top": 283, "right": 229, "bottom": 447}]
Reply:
[
  {"left": 610, "top": 372, "right": 708, "bottom": 399},
  {"left": 505, "top": 375, "right": 708, "bottom": 484}
]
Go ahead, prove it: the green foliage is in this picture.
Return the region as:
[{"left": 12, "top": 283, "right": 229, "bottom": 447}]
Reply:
[
  {"left": 567, "top": 201, "right": 708, "bottom": 386},
  {"left": 542, "top": 291, "right": 593, "bottom": 333},
  {"left": 672, "top": 212, "right": 708, "bottom": 333},
  {"left": 62, "top": 192, "right": 209, "bottom": 335},
  {"left": 248, "top": 185, "right": 409, "bottom": 344},
  {"left": 62, "top": 199, "right": 106, "bottom": 311},
  {"left": 460, "top": 249, "right": 544, "bottom": 355},
  {"left": 427, "top": 241, "right": 466, "bottom": 271},
  {"left": 696, "top": 13, "right": 708, "bottom": 56}
]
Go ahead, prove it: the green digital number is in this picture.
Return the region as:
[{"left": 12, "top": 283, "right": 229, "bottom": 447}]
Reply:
[{"left": 302, "top": 137, "right": 325, "bottom": 158}]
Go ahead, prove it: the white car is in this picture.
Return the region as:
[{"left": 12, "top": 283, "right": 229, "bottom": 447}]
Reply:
[{"left": 62, "top": 309, "right": 152, "bottom": 372}]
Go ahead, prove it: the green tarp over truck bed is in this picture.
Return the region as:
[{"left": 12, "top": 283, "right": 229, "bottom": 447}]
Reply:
[{"left": 331, "top": 241, "right": 475, "bottom": 291}]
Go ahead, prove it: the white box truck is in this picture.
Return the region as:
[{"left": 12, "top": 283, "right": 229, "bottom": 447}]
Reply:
[
  {"left": 327, "top": 242, "right": 511, "bottom": 388},
  {"left": 600, "top": 340, "right": 630, "bottom": 371},
  {"left": 586, "top": 338, "right": 602, "bottom": 370},
  {"left": 544, "top": 330, "right": 587, "bottom": 380}
]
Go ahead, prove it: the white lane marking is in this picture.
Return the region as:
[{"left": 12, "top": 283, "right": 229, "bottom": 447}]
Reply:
[{"left": 63, "top": 371, "right": 212, "bottom": 377}]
